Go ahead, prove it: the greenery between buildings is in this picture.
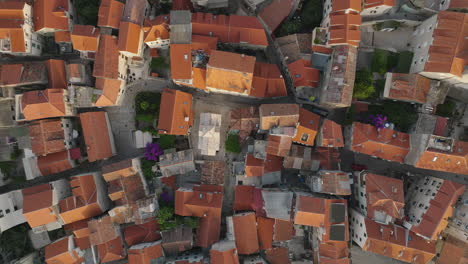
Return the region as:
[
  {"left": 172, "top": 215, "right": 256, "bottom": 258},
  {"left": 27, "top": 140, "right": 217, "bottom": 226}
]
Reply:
[
  {"left": 353, "top": 70, "right": 376, "bottom": 100},
  {"left": 157, "top": 206, "right": 199, "bottom": 231},
  {"left": 151, "top": 57, "right": 170, "bottom": 71},
  {"left": 141, "top": 159, "right": 156, "bottom": 181},
  {"left": 225, "top": 134, "right": 241, "bottom": 153},
  {"left": 436, "top": 100, "right": 456, "bottom": 118},
  {"left": 158, "top": 134, "right": 176, "bottom": 150},
  {"left": 275, "top": 0, "right": 322, "bottom": 37},
  {"left": 368, "top": 101, "right": 417, "bottom": 132},
  {"left": 373, "top": 21, "right": 402, "bottom": 31},
  {"left": 74, "top": 0, "right": 99, "bottom": 26},
  {"left": 371, "top": 49, "right": 414, "bottom": 75},
  {"left": 135, "top": 92, "right": 161, "bottom": 130}
]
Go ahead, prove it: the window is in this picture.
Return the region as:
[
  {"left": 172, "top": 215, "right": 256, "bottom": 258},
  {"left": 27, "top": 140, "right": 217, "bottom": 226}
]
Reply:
[{"left": 5, "top": 209, "right": 10, "bottom": 214}]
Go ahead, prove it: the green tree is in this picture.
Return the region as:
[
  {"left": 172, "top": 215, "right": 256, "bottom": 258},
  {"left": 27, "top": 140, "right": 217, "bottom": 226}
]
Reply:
[
  {"left": 371, "top": 49, "right": 390, "bottom": 75},
  {"left": 436, "top": 100, "right": 456, "bottom": 117},
  {"left": 353, "top": 70, "right": 375, "bottom": 100},
  {"left": 158, "top": 134, "right": 176, "bottom": 150},
  {"left": 74, "top": 0, "right": 99, "bottom": 25},
  {"left": 140, "top": 101, "right": 150, "bottom": 111},
  {"left": 300, "top": 0, "right": 323, "bottom": 29},
  {"left": 225, "top": 134, "right": 241, "bottom": 153}
]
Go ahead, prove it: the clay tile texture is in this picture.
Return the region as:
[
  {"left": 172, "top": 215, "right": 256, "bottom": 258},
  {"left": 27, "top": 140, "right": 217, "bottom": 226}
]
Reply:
[
  {"left": 38, "top": 150, "right": 73, "bottom": 176},
  {"left": 414, "top": 140, "right": 468, "bottom": 175},
  {"left": 93, "top": 35, "right": 119, "bottom": 79},
  {"left": 157, "top": 88, "right": 193, "bottom": 135},
  {"left": 21, "top": 89, "right": 66, "bottom": 121},
  {"left": 318, "top": 119, "right": 344, "bottom": 148},
  {"left": 98, "top": 0, "right": 125, "bottom": 29},
  {"left": 170, "top": 44, "right": 192, "bottom": 80},
  {"left": 259, "top": 104, "right": 300, "bottom": 130},
  {"left": 365, "top": 173, "right": 405, "bottom": 220},
  {"left": 292, "top": 108, "right": 320, "bottom": 146},
  {"left": 210, "top": 240, "right": 240, "bottom": 264},
  {"left": 118, "top": 21, "right": 142, "bottom": 54},
  {"left": 266, "top": 135, "right": 293, "bottom": 157},
  {"left": 46, "top": 59, "right": 67, "bottom": 89},
  {"left": 350, "top": 122, "right": 410, "bottom": 163},
  {"left": 28, "top": 118, "right": 66, "bottom": 156},
  {"left": 79, "top": 111, "right": 115, "bottom": 162},
  {"left": 201, "top": 160, "right": 226, "bottom": 185},
  {"left": 384, "top": 73, "right": 430, "bottom": 104},
  {"left": 33, "top": 0, "right": 70, "bottom": 32},
  {"left": 71, "top": 25, "right": 100, "bottom": 52},
  {"left": 232, "top": 212, "right": 259, "bottom": 255}
]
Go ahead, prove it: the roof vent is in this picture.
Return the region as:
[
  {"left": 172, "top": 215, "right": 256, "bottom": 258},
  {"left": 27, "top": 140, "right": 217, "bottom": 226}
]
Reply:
[
  {"left": 392, "top": 186, "right": 398, "bottom": 193},
  {"left": 184, "top": 54, "right": 188, "bottom": 60}
]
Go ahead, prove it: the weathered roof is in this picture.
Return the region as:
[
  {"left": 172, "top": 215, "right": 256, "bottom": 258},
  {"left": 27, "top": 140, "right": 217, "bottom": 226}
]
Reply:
[
  {"left": 46, "top": 60, "right": 67, "bottom": 89},
  {"left": 37, "top": 150, "right": 73, "bottom": 176},
  {"left": 233, "top": 212, "right": 260, "bottom": 255},
  {"left": 28, "top": 118, "right": 66, "bottom": 156},
  {"left": 288, "top": 59, "right": 320, "bottom": 88},
  {"left": 79, "top": 111, "right": 115, "bottom": 162},
  {"left": 292, "top": 108, "right": 320, "bottom": 146},
  {"left": 365, "top": 173, "right": 404, "bottom": 221},
  {"left": 259, "top": 104, "right": 300, "bottom": 130},
  {"left": 210, "top": 240, "right": 240, "bottom": 264},
  {"left": 71, "top": 25, "right": 100, "bottom": 52},
  {"left": 250, "top": 62, "right": 287, "bottom": 98},
  {"left": 118, "top": 21, "right": 142, "bottom": 54},
  {"left": 21, "top": 89, "right": 66, "bottom": 121},
  {"left": 33, "top": 0, "right": 70, "bottom": 32},
  {"left": 383, "top": 73, "right": 430, "bottom": 104},
  {"left": 350, "top": 122, "right": 410, "bottom": 163},
  {"left": 157, "top": 88, "right": 193, "bottom": 135},
  {"left": 98, "top": 0, "right": 124, "bottom": 29},
  {"left": 259, "top": 0, "right": 295, "bottom": 32},
  {"left": 93, "top": 35, "right": 119, "bottom": 79},
  {"left": 318, "top": 119, "right": 344, "bottom": 147}
]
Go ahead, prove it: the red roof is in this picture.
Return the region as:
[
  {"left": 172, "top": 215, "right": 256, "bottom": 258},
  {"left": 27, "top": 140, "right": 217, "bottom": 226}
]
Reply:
[
  {"left": 97, "top": 237, "right": 126, "bottom": 263},
  {"left": 157, "top": 88, "right": 193, "bottom": 135},
  {"left": 28, "top": 118, "right": 66, "bottom": 156},
  {"left": 250, "top": 62, "right": 287, "bottom": 98},
  {"left": 365, "top": 173, "right": 404, "bottom": 221},
  {"left": 124, "top": 221, "right": 161, "bottom": 246},
  {"left": 234, "top": 185, "right": 255, "bottom": 211},
  {"left": 98, "top": 0, "right": 124, "bottom": 29},
  {"left": 79, "top": 111, "right": 115, "bottom": 162},
  {"left": 328, "top": 14, "right": 361, "bottom": 47},
  {"left": 351, "top": 122, "right": 410, "bottom": 163},
  {"left": 38, "top": 150, "right": 73, "bottom": 176},
  {"left": 170, "top": 44, "right": 192, "bottom": 80},
  {"left": 46, "top": 59, "right": 67, "bottom": 89},
  {"left": 257, "top": 216, "right": 274, "bottom": 250},
  {"left": 259, "top": 0, "right": 294, "bottom": 32},
  {"left": 233, "top": 212, "right": 259, "bottom": 255},
  {"left": 128, "top": 241, "right": 164, "bottom": 264},
  {"left": 288, "top": 59, "right": 320, "bottom": 88},
  {"left": 245, "top": 154, "right": 264, "bottom": 177},
  {"left": 414, "top": 140, "right": 468, "bottom": 175},
  {"left": 172, "top": 0, "right": 194, "bottom": 11},
  {"left": 319, "top": 119, "right": 344, "bottom": 147}
]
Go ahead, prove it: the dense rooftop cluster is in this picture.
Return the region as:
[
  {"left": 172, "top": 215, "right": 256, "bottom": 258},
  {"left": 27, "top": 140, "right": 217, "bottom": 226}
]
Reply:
[{"left": 0, "top": 0, "right": 467, "bottom": 264}]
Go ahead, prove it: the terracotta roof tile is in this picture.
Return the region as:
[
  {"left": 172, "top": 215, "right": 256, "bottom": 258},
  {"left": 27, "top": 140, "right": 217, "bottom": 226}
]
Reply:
[
  {"left": 37, "top": 150, "right": 73, "bottom": 176},
  {"left": 424, "top": 12, "right": 468, "bottom": 77},
  {"left": 54, "top": 31, "right": 71, "bottom": 43},
  {"left": 93, "top": 35, "right": 119, "bottom": 79},
  {"left": 45, "top": 236, "right": 84, "bottom": 264},
  {"left": 414, "top": 140, "right": 468, "bottom": 175},
  {"left": 33, "top": 0, "right": 70, "bottom": 32},
  {"left": 210, "top": 240, "right": 240, "bottom": 264},
  {"left": 21, "top": 89, "right": 66, "bottom": 121},
  {"left": 245, "top": 154, "right": 264, "bottom": 177},
  {"left": 98, "top": 0, "right": 124, "bottom": 29},
  {"left": 95, "top": 78, "right": 123, "bottom": 107},
  {"left": 28, "top": 118, "right": 66, "bottom": 156},
  {"left": 449, "top": 0, "right": 468, "bottom": 8},
  {"left": 118, "top": 21, "right": 142, "bottom": 54},
  {"left": 250, "top": 62, "right": 287, "bottom": 98},
  {"left": 0, "top": 3, "right": 26, "bottom": 52},
  {"left": 319, "top": 241, "right": 350, "bottom": 263},
  {"left": 259, "top": 104, "right": 300, "bottom": 130},
  {"left": 206, "top": 50, "right": 256, "bottom": 94},
  {"left": 365, "top": 173, "right": 404, "bottom": 220},
  {"left": 266, "top": 135, "right": 292, "bottom": 157},
  {"left": 259, "top": 0, "right": 294, "bottom": 32},
  {"left": 350, "top": 122, "right": 410, "bottom": 163},
  {"left": 71, "top": 25, "right": 100, "bottom": 52},
  {"left": 201, "top": 160, "right": 225, "bottom": 185},
  {"left": 124, "top": 220, "right": 160, "bottom": 246},
  {"left": 273, "top": 219, "right": 294, "bottom": 241},
  {"left": 437, "top": 234, "right": 468, "bottom": 264},
  {"left": 128, "top": 241, "right": 164, "bottom": 264},
  {"left": 170, "top": 44, "right": 192, "bottom": 80},
  {"left": 234, "top": 185, "right": 255, "bottom": 211},
  {"left": 79, "top": 111, "right": 115, "bottom": 162},
  {"left": 256, "top": 216, "right": 274, "bottom": 250},
  {"left": 292, "top": 108, "right": 320, "bottom": 146},
  {"left": 384, "top": 73, "right": 430, "bottom": 103},
  {"left": 288, "top": 59, "right": 320, "bottom": 88},
  {"left": 97, "top": 236, "right": 126, "bottom": 263},
  {"left": 46, "top": 59, "right": 67, "bottom": 89},
  {"left": 318, "top": 119, "right": 344, "bottom": 147},
  {"left": 191, "top": 34, "right": 217, "bottom": 54},
  {"left": 332, "top": 0, "right": 362, "bottom": 12},
  {"left": 364, "top": 0, "right": 395, "bottom": 9},
  {"left": 328, "top": 14, "right": 361, "bottom": 47},
  {"left": 192, "top": 13, "right": 268, "bottom": 46},
  {"left": 233, "top": 212, "right": 259, "bottom": 254},
  {"left": 157, "top": 88, "right": 193, "bottom": 135},
  {"left": 316, "top": 171, "right": 351, "bottom": 195},
  {"left": 88, "top": 216, "right": 120, "bottom": 245},
  {"left": 22, "top": 184, "right": 57, "bottom": 228}
]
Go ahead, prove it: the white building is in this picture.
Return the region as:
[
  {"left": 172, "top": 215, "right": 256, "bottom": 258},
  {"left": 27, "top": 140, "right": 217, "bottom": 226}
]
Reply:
[
  {"left": 360, "top": 1, "right": 395, "bottom": 17},
  {"left": 198, "top": 113, "right": 221, "bottom": 156},
  {"left": 0, "top": 2, "right": 43, "bottom": 56},
  {"left": 0, "top": 190, "right": 26, "bottom": 232}
]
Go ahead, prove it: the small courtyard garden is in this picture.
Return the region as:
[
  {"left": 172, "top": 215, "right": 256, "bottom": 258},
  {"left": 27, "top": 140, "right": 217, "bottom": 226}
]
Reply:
[{"left": 275, "top": 0, "right": 323, "bottom": 37}]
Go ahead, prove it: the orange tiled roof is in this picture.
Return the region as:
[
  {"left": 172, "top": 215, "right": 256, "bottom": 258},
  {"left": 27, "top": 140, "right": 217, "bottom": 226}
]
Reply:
[
  {"left": 118, "top": 21, "right": 142, "bottom": 54},
  {"left": 21, "top": 89, "right": 66, "bottom": 121},
  {"left": 0, "top": 2, "right": 25, "bottom": 52},
  {"left": 170, "top": 44, "right": 192, "bottom": 80},
  {"left": 351, "top": 122, "right": 410, "bottom": 163},
  {"left": 157, "top": 88, "right": 193, "bottom": 135},
  {"left": 292, "top": 108, "right": 320, "bottom": 146},
  {"left": 365, "top": 173, "right": 404, "bottom": 220},
  {"left": 210, "top": 241, "right": 240, "bottom": 264},
  {"left": 259, "top": 0, "right": 295, "bottom": 32},
  {"left": 424, "top": 12, "right": 468, "bottom": 77},
  {"left": 245, "top": 153, "right": 264, "bottom": 177},
  {"left": 250, "top": 62, "right": 287, "bottom": 98},
  {"left": 95, "top": 78, "right": 123, "bottom": 107},
  {"left": 144, "top": 22, "right": 169, "bottom": 43},
  {"left": 257, "top": 216, "right": 274, "bottom": 250},
  {"left": 317, "top": 171, "right": 351, "bottom": 195},
  {"left": 449, "top": 0, "right": 468, "bottom": 8},
  {"left": 38, "top": 150, "right": 73, "bottom": 176},
  {"left": 71, "top": 25, "right": 100, "bottom": 52},
  {"left": 128, "top": 241, "right": 164, "bottom": 264},
  {"left": 233, "top": 212, "right": 259, "bottom": 255},
  {"left": 98, "top": 0, "right": 124, "bottom": 29},
  {"left": 363, "top": 218, "right": 436, "bottom": 263},
  {"left": 191, "top": 34, "right": 218, "bottom": 54},
  {"left": 28, "top": 118, "right": 66, "bottom": 156},
  {"left": 124, "top": 221, "right": 160, "bottom": 246},
  {"left": 319, "top": 119, "right": 344, "bottom": 147},
  {"left": 288, "top": 59, "right": 320, "bottom": 88},
  {"left": 266, "top": 135, "right": 293, "bottom": 157},
  {"left": 97, "top": 236, "right": 126, "bottom": 263},
  {"left": 54, "top": 31, "right": 71, "bottom": 43},
  {"left": 386, "top": 73, "right": 430, "bottom": 103},
  {"left": 259, "top": 103, "right": 300, "bottom": 130},
  {"left": 234, "top": 185, "right": 255, "bottom": 211},
  {"left": 80, "top": 111, "right": 115, "bottom": 162},
  {"left": 191, "top": 13, "right": 268, "bottom": 46},
  {"left": 329, "top": 14, "right": 361, "bottom": 47},
  {"left": 319, "top": 241, "right": 350, "bottom": 264},
  {"left": 206, "top": 50, "right": 256, "bottom": 94},
  {"left": 332, "top": 0, "right": 362, "bottom": 12},
  {"left": 410, "top": 180, "right": 465, "bottom": 240},
  {"left": 273, "top": 219, "right": 294, "bottom": 242},
  {"left": 46, "top": 59, "right": 67, "bottom": 89},
  {"left": 437, "top": 234, "right": 468, "bottom": 264},
  {"left": 33, "top": 0, "right": 70, "bottom": 32},
  {"left": 22, "top": 184, "right": 57, "bottom": 228},
  {"left": 93, "top": 35, "right": 119, "bottom": 79},
  {"left": 45, "top": 236, "right": 84, "bottom": 264},
  {"left": 414, "top": 140, "right": 468, "bottom": 175}
]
